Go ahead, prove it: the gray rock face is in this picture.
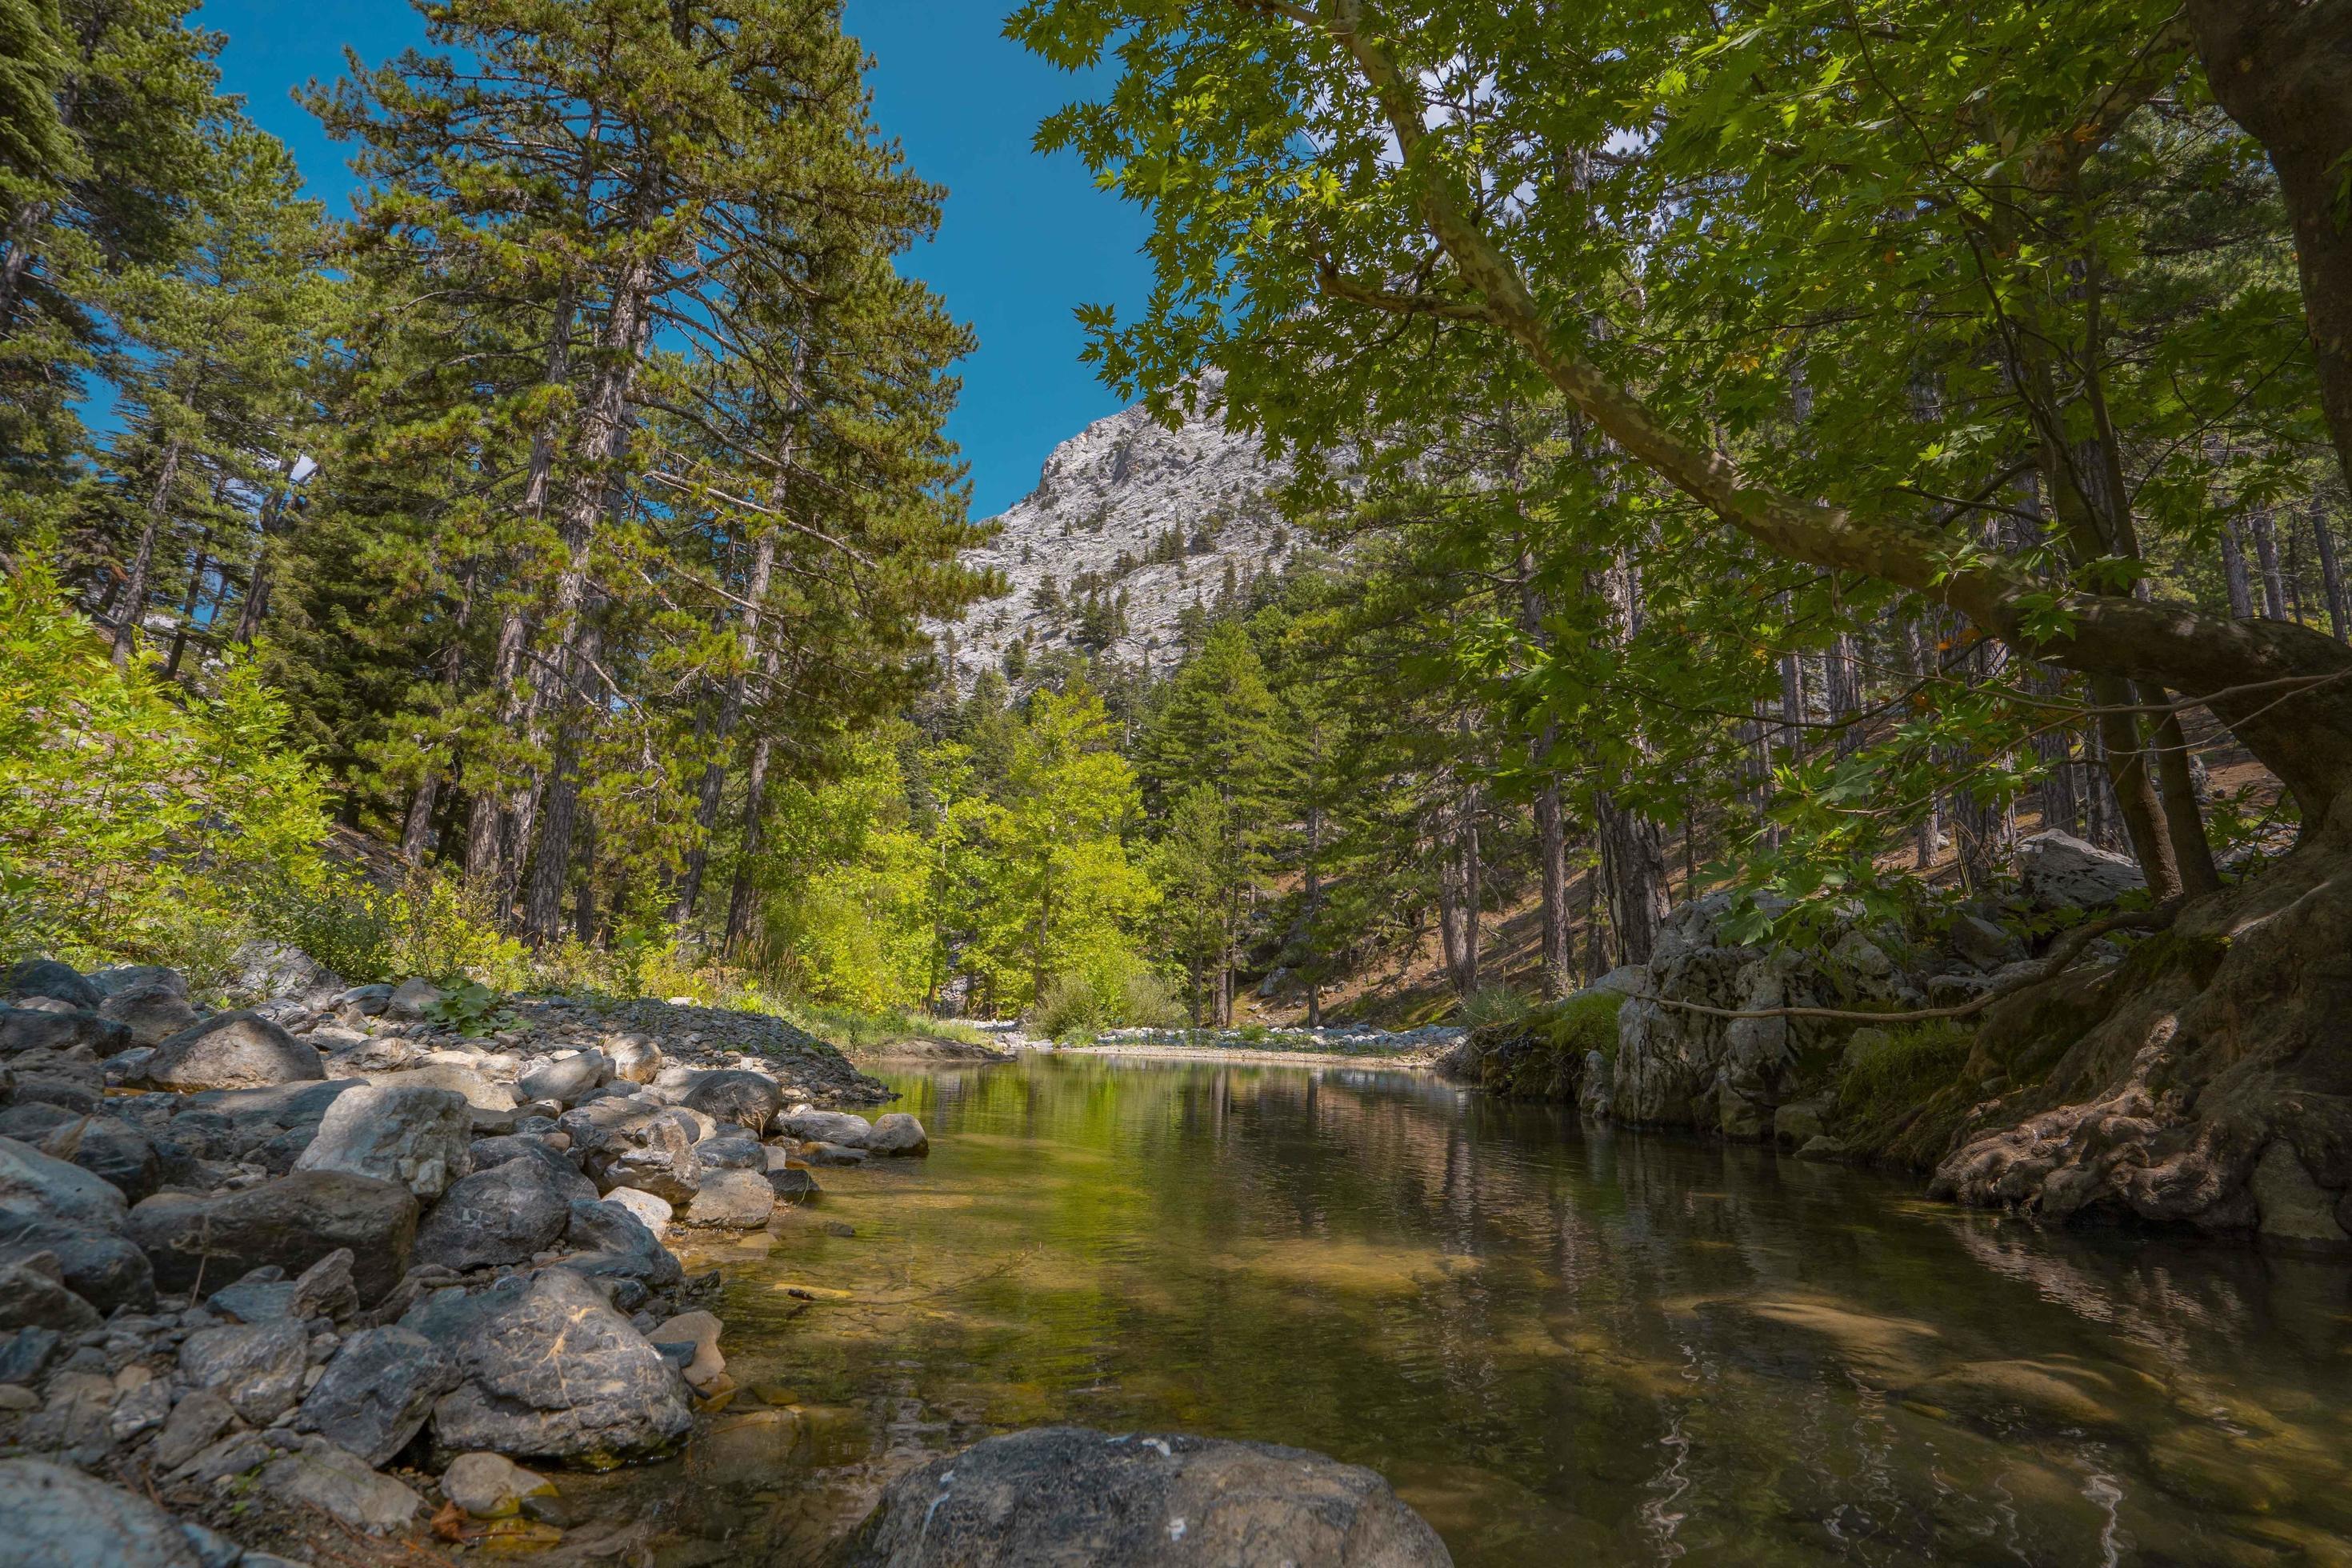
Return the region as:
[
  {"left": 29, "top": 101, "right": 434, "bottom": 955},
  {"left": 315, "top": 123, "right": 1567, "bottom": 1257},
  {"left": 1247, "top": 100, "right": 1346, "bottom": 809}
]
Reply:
[
  {"left": 568, "top": 1105, "right": 704, "bottom": 1203},
  {"left": 0, "top": 1137, "right": 128, "bottom": 1232},
  {"left": 386, "top": 978, "right": 443, "bottom": 1019},
  {"left": 558, "top": 1198, "right": 682, "bottom": 1286},
  {"left": 866, "top": 1113, "right": 929, "bottom": 1157},
  {"left": 293, "top": 1083, "right": 472, "bottom": 1198},
  {"left": 676, "top": 1168, "right": 774, "bottom": 1230},
  {"left": 693, "top": 1133, "right": 764, "bottom": 1171},
  {"left": 1595, "top": 893, "right": 1929, "bottom": 1141},
  {"left": 420, "top": 1268, "right": 693, "bottom": 1460},
  {"left": 934, "top": 368, "right": 1296, "bottom": 686},
  {"left": 0, "top": 1213, "right": 153, "bottom": 1313},
  {"left": 150, "top": 1386, "right": 235, "bottom": 1471},
  {"left": 262, "top": 1444, "right": 424, "bottom": 1533},
  {"left": 833, "top": 1426, "right": 1452, "bottom": 1568},
  {"left": 415, "top": 1151, "right": 593, "bottom": 1273},
  {"left": 0, "top": 1006, "right": 133, "bottom": 1058},
  {"left": 0, "top": 1458, "right": 261, "bottom": 1568},
  {"left": 90, "top": 965, "right": 187, "bottom": 999},
  {"left": 0, "top": 1254, "right": 98, "bottom": 1331},
  {"left": 140, "top": 1012, "right": 324, "bottom": 1091},
  {"left": 362, "top": 1063, "right": 516, "bottom": 1113},
  {"left": 128, "top": 1170, "right": 418, "bottom": 1301},
  {"left": 517, "top": 1050, "right": 609, "bottom": 1106},
  {"left": 98, "top": 983, "right": 200, "bottom": 1047},
  {"left": 2016, "top": 829, "right": 2146, "bottom": 910},
  {"left": 2, "top": 960, "right": 102, "bottom": 1011},
  {"left": 179, "top": 1318, "right": 310, "bottom": 1422},
  {"left": 207, "top": 1250, "right": 360, "bottom": 1326},
  {"left": 228, "top": 939, "right": 340, "bottom": 1006},
  {"left": 678, "top": 1070, "right": 782, "bottom": 1134},
  {"left": 775, "top": 1108, "right": 871, "bottom": 1149},
  {"left": 296, "top": 1323, "right": 460, "bottom": 1466},
  {"left": 38, "top": 1114, "right": 160, "bottom": 1202}
]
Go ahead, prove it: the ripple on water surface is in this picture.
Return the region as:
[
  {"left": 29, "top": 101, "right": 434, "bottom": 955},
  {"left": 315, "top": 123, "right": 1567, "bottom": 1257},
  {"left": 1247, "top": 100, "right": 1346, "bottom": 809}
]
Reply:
[{"left": 605, "top": 1056, "right": 2352, "bottom": 1566}]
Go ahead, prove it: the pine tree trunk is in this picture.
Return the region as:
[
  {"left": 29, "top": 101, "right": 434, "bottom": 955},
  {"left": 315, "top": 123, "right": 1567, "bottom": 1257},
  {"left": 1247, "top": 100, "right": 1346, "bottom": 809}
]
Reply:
[
  {"left": 723, "top": 730, "right": 776, "bottom": 957},
  {"left": 1596, "top": 793, "right": 1670, "bottom": 969},
  {"left": 2090, "top": 673, "right": 2182, "bottom": 899},
  {"left": 0, "top": 202, "right": 50, "bottom": 328},
  {"left": 2251, "top": 508, "right": 2289, "bottom": 619},
  {"left": 516, "top": 251, "right": 654, "bottom": 938},
  {"left": 2142, "top": 680, "right": 2222, "bottom": 896},
  {"left": 1459, "top": 798, "right": 1481, "bottom": 993},
  {"left": 111, "top": 438, "right": 182, "bottom": 666},
  {"left": 1533, "top": 769, "right": 1570, "bottom": 998},
  {"left": 2314, "top": 498, "right": 2350, "bottom": 642},
  {"left": 674, "top": 479, "right": 788, "bottom": 919},
  {"left": 2222, "top": 522, "right": 2255, "bottom": 618},
  {"left": 162, "top": 524, "right": 214, "bottom": 681}
]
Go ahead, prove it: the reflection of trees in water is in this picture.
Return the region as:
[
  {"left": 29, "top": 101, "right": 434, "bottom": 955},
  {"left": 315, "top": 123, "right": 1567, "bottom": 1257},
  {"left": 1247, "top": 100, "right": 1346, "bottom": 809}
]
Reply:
[{"left": 829, "top": 1059, "right": 2352, "bottom": 1565}]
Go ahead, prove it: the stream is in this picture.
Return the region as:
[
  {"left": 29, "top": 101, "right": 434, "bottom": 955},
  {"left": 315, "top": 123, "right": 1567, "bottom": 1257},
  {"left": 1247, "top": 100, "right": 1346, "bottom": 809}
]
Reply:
[{"left": 594, "top": 1055, "right": 2352, "bottom": 1566}]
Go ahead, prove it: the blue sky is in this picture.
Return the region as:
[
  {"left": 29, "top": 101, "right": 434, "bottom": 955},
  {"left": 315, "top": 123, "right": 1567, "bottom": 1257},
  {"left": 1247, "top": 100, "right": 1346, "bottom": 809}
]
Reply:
[{"left": 197, "top": 0, "right": 1151, "bottom": 518}]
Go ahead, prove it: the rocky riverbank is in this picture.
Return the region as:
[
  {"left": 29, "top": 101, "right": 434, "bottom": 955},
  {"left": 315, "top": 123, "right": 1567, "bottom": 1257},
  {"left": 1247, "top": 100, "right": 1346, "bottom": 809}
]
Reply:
[
  {"left": 1438, "top": 830, "right": 2150, "bottom": 1165},
  {"left": 0, "top": 948, "right": 930, "bottom": 1563}
]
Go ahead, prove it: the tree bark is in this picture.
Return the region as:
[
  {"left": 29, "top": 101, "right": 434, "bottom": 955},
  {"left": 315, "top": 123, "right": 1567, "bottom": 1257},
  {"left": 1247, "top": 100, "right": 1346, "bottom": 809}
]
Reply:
[
  {"left": 2251, "top": 507, "right": 2289, "bottom": 620},
  {"left": 2184, "top": 0, "right": 2352, "bottom": 502},
  {"left": 517, "top": 244, "right": 656, "bottom": 942},
  {"left": 2315, "top": 498, "right": 2350, "bottom": 642},
  {"left": 111, "top": 438, "right": 181, "bottom": 667},
  {"left": 2142, "top": 680, "right": 2222, "bottom": 897},
  {"left": 1596, "top": 792, "right": 1670, "bottom": 968},
  {"left": 723, "top": 729, "right": 777, "bottom": 957},
  {"left": 2222, "top": 522, "right": 2255, "bottom": 619}
]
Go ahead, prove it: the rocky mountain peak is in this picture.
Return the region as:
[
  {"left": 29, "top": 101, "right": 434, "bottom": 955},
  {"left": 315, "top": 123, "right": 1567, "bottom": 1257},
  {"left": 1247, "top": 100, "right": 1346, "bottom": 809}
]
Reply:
[{"left": 936, "top": 370, "right": 1294, "bottom": 686}]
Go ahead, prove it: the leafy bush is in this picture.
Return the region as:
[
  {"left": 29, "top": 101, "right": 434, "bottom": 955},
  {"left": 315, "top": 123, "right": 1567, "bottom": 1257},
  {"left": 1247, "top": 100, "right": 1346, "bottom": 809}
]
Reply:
[
  {"left": 0, "top": 562, "right": 333, "bottom": 980},
  {"left": 423, "top": 979, "right": 518, "bottom": 1033},
  {"left": 1031, "top": 973, "right": 1107, "bottom": 1041},
  {"left": 1458, "top": 986, "right": 1626, "bottom": 1101},
  {"left": 1832, "top": 1021, "right": 1975, "bottom": 1159}
]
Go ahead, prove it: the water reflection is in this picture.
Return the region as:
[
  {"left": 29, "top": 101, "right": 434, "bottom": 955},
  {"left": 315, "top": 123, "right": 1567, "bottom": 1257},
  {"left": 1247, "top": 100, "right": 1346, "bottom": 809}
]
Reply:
[{"left": 618, "top": 1056, "right": 2352, "bottom": 1566}]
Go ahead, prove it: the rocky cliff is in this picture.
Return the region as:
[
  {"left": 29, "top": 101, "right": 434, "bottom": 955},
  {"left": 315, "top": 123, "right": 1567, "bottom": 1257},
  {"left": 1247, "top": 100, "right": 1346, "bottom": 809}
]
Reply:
[{"left": 937, "top": 372, "right": 1295, "bottom": 685}]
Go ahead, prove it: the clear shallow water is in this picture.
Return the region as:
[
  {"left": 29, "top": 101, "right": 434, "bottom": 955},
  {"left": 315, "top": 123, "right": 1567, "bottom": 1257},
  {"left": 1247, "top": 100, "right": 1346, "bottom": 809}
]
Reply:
[{"left": 607, "top": 1056, "right": 2352, "bottom": 1566}]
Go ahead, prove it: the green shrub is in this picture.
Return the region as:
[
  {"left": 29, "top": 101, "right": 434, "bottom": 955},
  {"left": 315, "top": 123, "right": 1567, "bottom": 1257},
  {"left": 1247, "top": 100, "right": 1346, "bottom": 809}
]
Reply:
[
  {"left": 1460, "top": 986, "right": 1626, "bottom": 1101},
  {"left": 1031, "top": 972, "right": 1106, "bottom": 1041},
  {"left": 0, "top": 562, "right": 334, "bottom": 978},
  {"left": 1832, "top": 1021, "right": 1975, "bottom": 1159}
]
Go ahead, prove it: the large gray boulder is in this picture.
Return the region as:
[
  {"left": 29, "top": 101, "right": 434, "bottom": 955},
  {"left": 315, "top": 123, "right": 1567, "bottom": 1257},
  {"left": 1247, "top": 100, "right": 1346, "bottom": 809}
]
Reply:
[
  {"left": 867, "top": 1113, "right": 929, "bottom": 1157},
  {"left": 362, "top": 1063, "right": 517, "bottom": 1113},
  {"left": 2, "top": 960, "right": 101, "bottom": 1011},
  {"left": 226, "top": 939, "right": 340, "bottom": 1005},
  {"left": 675, "top": 1168, "right": 774, "bottom": 1230},
  {"left": 0, "top": 1212, "right": 153, "bottom": 1312},
  {"left": 261, "top": 1444, "right": 424, "bottom": 1534},
  {"left": 36, "top": 1114, "right": 160, "bottom": 1202},
  {"left": 776, "top": 1108, "right": 872, "bottom": 1149},
  {"left": 414, "top": 1150, "right": 593, "bottom": 1273},
  {"left": 2015, "top": 829, "right": 2146, "bottom": 910},
  {"left": 832, "top": 1426, "right": 1452, "bottom": 1568},
  {"left": 89, "top": 965, "right": 187, "bottom": 998},
  {"left": 293, "top": 1083, "right": 472, "bottom": 1199},
  {"left": 678, "top": 1070, "right": 783, "bottom": 1134},
  {"left": 0, "top": 1458, "right": 277, "bottom": 1567},
  {"left": 295, "top": 1323, "right": 460, "bottom": 1466},
  {"left": 0, "top": 1007, "right": 134, "bottom": 1058},
  {"left": 140, "top": 1012, "right": 324, "bottom": 1091},
  {"left": 414, "top": 1268, "right": 692, "bottom": 1461},
  {"left": 562, "top": 1103, "right": 704, "bottom": 1203},
  {"left": 517, "top": 1050, "right": 609, "bottom": 1106},
  {"left": 0, "top": 1137, "right": 128, "bottom": 1232},
  {"left": 557, "top": 1198, "right": 682, "bottom": 1287},
  {"left": 178, "top": 1318, "right": 309, "bottom": 1423},
  {"left": 0, "top": 1253, "right": 98, "bottom": 1331},
  {"left": 128, "top": 1170, "right": 418, "bottom": 1301},
  {"left": 97, "top": 982, "right": 200, "bottom": 1046}
]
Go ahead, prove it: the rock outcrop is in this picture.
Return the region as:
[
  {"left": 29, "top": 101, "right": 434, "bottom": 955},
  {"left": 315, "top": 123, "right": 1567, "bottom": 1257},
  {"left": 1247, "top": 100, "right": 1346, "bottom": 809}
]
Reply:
[{"left": 832, "top": 1426, "right": 1452, "bottom": 1567}]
